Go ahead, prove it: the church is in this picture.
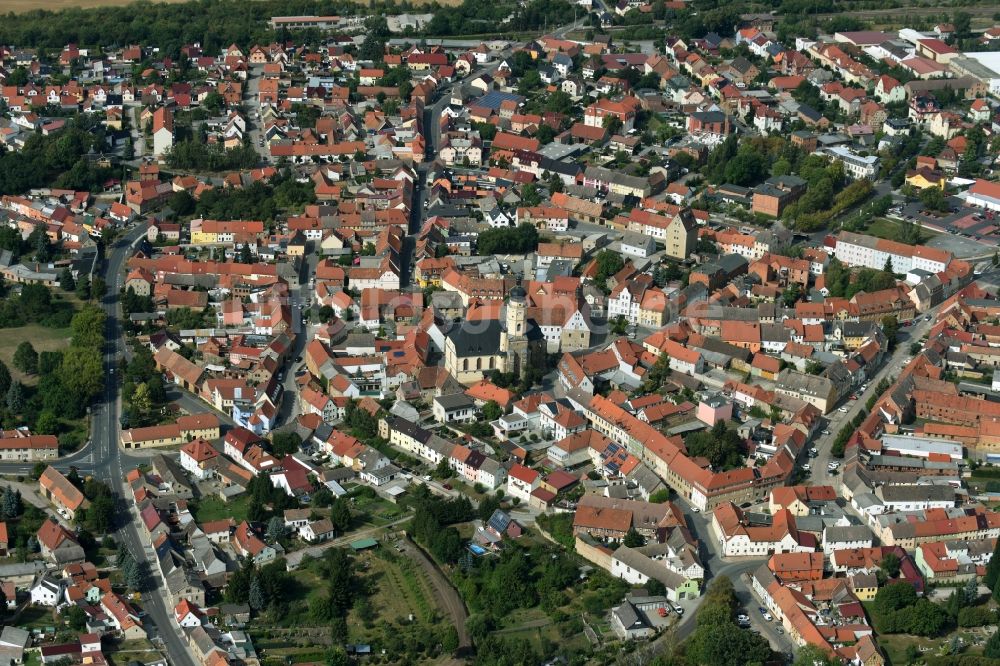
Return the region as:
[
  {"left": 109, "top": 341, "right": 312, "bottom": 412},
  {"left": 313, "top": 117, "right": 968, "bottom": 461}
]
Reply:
[{"left": 444, "top": 282, "right": 546, "bottom": 385}]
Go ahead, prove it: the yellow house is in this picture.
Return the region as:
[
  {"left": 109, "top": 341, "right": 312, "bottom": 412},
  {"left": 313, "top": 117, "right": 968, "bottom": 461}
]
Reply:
[
  {"left": 848, "top": 573, "right": 879, "bottom": 601},
  {"left": 287, "top": 232, "right": 307, "bottom": 258},
  {"left": 905, "top": 167, "right": 946, "bottom": 190}
]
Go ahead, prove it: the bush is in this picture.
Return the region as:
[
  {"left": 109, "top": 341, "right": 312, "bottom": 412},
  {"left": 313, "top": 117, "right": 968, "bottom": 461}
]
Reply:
[{"left": 957, "top": 605, "right": 996, "bottom": 627}]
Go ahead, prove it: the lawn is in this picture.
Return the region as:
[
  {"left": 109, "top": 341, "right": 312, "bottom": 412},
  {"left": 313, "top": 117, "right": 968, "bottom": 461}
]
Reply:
[
  {"left": 189, "top": 494, "right": 250, "bottom": 523},
  {"left": 866, "top": 217, "right": 939, "bottom": 244},
  {"left": 0, "top": 324, "right": 71, "bottom": 385}
]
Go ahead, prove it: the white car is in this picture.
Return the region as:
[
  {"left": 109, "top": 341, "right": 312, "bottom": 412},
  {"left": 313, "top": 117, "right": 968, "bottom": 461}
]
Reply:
[
  {"left": 838, "top": 407, "right": 848, "bottom": 413},
  {"left": 801, "top": 464, "right": 811, "bottom": 471},
  {"left": 827, "top": 462, "right": 840, "bottom": 469},
  {"left": 821, "top": 429, "right": 830, "bottom": 435}
]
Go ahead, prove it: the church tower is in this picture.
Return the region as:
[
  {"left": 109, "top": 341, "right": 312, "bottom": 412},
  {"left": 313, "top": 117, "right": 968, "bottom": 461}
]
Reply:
[{"left": 501, "top": 279, "right": 529, "bottom": 378}]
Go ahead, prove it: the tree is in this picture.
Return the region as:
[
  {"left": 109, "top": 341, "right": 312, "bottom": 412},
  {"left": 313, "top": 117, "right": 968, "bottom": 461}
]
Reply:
[
  {"left": 0, "top": 361, "right": 10, "bottom": 396},
  {"left": 90, "top": 276, "right": 106, "bottom": 301},
  {"left": 481, "top": 400, "right": 503, "bottom": 421},
  {"left": 13, "top": 341, "right": 37, "bottom": 374},
  {"left": 330, "top": 498, "right": 351, "bottom": 533},
  {"left": 169, "top": 190, "right": 196, "bottom": 216},
  {"left": 984, "top": 536, "right": 1000, "bottom": 590},
  {"left": 240, "top": 242, "right": 253, "bottom": 264},
  {"left": 986, "top": 626, "right": 1000, "bottom": 659},
  {"left": 6, "top": 381, "right": 24, "bottom": 413},
  {"left": 360, "top": 16, "right": 390, "bottom": 62},
  {"left": 794, "top": 644, "right": 835, "bottom": 666},
  {"left": 248, "top": 576, "right": 266, "bottom": 611},
  {"left": 270, "top": 431, "right": 301, "bottom": 458},
  {"left": 622, "top": 527, "right": 644, "bottom": 548},
  {"left": 71, "top": 306, "right": 107, "bottom": 349},
  {"left": 64, "top": 604, "right": 88, "bottom": 631},
  {"left": 125, "top": 559, "right": 143, "bottom": 591},
  {"left": 435, "top": 456, "right": 454, "bottom": 479},
  {"left": 75, "top": 274, "right": 91, "bottom": 301},
  {"left": 881, "top": 315, "right": 899, "bottom": 350},
  {"left": 59, "top": 267, "right": 75, "bottom": 292},
  {"left": 266, "top": 516, "right": 286, "bottom": 543},
  {"left": 879, "top": 552, "right": 901, "bottom": 579},
  {"left": 1, "top": 487, "right": 22, "bottom": 520}
]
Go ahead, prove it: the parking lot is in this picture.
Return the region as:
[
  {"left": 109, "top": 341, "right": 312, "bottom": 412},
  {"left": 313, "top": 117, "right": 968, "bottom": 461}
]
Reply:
[{"left": 892, "top": 202, "right": 1000, "bottom": 257}]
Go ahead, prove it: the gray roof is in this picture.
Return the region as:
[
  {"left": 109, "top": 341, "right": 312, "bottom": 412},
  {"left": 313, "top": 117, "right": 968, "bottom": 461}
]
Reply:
[
  {"left": 612, "top": 600, "right": 645, "bottom": 630},
  {"left": 446, "top": 319, "right": 502, "bottom": 357},
  {"left": 0, "top": 627, "right": 30, "bottom": 650},
  {"left": 877, "top": 484, "right": 954, "bottom": 503},
  {"left": 435, "top": 392, "right": 476, "bottom": 410},
  {"left": 824, "top": 524, "right": 873, "bottom": 543}
]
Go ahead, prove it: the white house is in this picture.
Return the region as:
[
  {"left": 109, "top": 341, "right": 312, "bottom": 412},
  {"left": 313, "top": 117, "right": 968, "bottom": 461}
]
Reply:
[
  {"left": 506, "top": 463, "right": 540, "bottom": 502},
  {"left": 29, "top": 574, "right": 63, "bottom": 607}
]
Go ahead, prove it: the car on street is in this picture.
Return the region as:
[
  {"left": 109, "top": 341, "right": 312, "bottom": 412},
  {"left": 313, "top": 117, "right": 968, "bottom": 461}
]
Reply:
[
  {"left": 839, "top": 407, "right": 849, "bottom": 412},
  {"left": 821, "top": 429, "right": 830, "bottom": 435},
  {"left": 737, "top": 614, "right": 750, "bottom": 623},
  {"left": 761, "top": 610, "right": 773, "bottom": 622},
  {"left": 801, "top": 463, "right": 811, "bottom": 471},
  {"left": 657, "top": 607, "right": 668, "bottom": 617},
  {"left": 443, "top": 483, "right": 452, "bottom": 490},
  {"left": 672, "top": 604, "right": 684, "bottom": 615}
]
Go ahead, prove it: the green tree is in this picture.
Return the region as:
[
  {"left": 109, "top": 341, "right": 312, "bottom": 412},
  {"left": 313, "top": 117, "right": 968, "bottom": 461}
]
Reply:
[
  {"left": 6, "top": 381, "right": 25, "bottom": 413},
  {"left": 71, "top": 306, "right": 107, "bottom": 349},
  {"left": 986, "top": 626, "right": 1000, "bottom": 658},
  {"left": 622, "top": 527, "right": 644, "bottom": 548},
  {"left": 360, "top": 16, "right": 390, "bottom": 62},
  {"left": 266, "top": 516, "right": 285, "bottom": 543},
  {"left": 0, "top": 360, "right": 10, "bottom": 396},
  {"left": 435, "top": 456, "right": 454, "bottom": 479},
  {"left": 270, "top": 432, "right": 301, "bottom": 458},
  {"left": 0, "top": 487, "right": 22, "bottom": 520},
  {"left": 984, "top": 537, "right": 1000, "bottom": 589},
  {"left": 13, "top": 341, "right": 37, "bottom": 374},
  {"left": 880, "top": 552, "right": 901, "bottom": 579},
  {"left": 481, "top": 400, "right": 503, "bottom": 421},
  {"left": 794, "top": 644, "right": 834, "bottom": 666},
  {"left": 248, "top": 576, "right": 266, "bottom": 611},
  {"left": 59, "top": 267, "right": 75, "bottom": 292},
  {"left": 330, "top": 498, "right": 351, "bottom": 533},
  {"left": 75, "top": 274, "right": 91, "bottom": 301}
]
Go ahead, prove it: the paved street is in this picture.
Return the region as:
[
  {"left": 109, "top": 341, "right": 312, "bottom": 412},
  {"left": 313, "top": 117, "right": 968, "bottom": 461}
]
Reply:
[{"left": 100, "top": 224, "right": 201, "bottom": 666}]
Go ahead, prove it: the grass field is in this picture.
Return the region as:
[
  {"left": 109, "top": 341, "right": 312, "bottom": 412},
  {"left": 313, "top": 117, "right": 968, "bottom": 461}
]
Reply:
[
  {"left": 866, "top": 217, "right": 939, "bottom": 244},
  {"left": 190, "top": 494, "right": 250, "bottom": 523},
  {"left": 0, "top": 324, "right": 71, "bottom": 385}
]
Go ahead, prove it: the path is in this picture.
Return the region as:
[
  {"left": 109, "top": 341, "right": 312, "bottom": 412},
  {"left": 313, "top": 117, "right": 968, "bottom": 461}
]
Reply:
[
  {"left": 284, "top": 517, "right": 410, "bottom": 570},
  {"left": 400, "top": 535, "right": 471, "bottom": 651}
]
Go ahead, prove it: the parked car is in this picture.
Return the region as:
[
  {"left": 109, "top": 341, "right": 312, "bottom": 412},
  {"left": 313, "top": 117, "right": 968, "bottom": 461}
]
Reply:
[
  {"left": 672, "top": 605, "right": 684, "bottom": 615},
  {"left": 801, "top": 464, "right": 811, "bottom": 471},
  {"left": 657, "top": 607, "right": 668, "bottom": 617}
]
